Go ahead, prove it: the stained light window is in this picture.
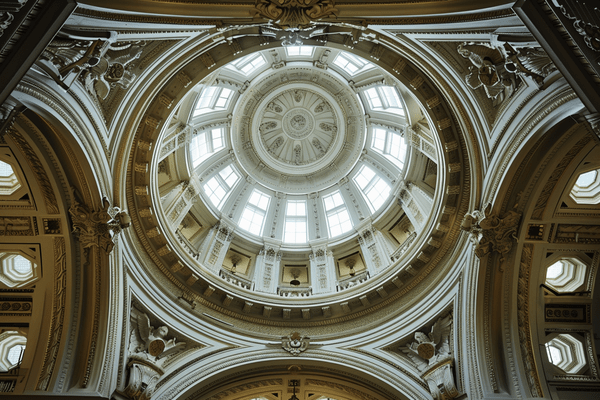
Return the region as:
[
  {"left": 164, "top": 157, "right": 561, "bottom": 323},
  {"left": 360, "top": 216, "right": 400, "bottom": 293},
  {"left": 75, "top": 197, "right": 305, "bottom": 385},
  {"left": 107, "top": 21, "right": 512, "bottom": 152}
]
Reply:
[
  {"left": 284, "top": 200, "right": 307, "bottom": 243},
  {"left": 333, "top": 51, "right": 373, "bottom": 75},
  {"left": 323, "top": 191, "right": 353, "bottom": 237},
  {"left": 364, "top": 86, "right": 405, "bottom": 116},
  {"left": 203, "top": 165, "right": 240, "bottom": 210},
  {"left": 226, "top": 53, "right": 266, "bottom": 75},
  {"left": 354, "top": 165, "right": 391, "bottom": 213},
  {"left": 193, "top": 87, "right": 234, "bottom": 116},
  {"left": 372, "top": 128, "right": 407, "bottom": 168},
  {"left": 190, "top": 128, "right": 225, "bottom": 167},
  {"left": 286, "top": 46, "right": 314, "bottom": 57},
  {"left": 570, "top": 168, "right": 600, "bottom": 204},
  {"left": 239, "top": 189, "right": 270, "bottom": 235}
]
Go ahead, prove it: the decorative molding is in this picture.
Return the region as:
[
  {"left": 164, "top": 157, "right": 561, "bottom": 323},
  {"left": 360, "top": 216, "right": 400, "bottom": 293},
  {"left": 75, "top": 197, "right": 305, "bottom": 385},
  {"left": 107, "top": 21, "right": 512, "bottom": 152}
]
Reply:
[
  {"left": 253, "top": 0, "right": 338, "bottom": 30},
  {"left": 516, "top": 244, "right": 542, "bottom": 397},
  {"left": 36, "top": 237, "right": 67, "bottom": 391}
]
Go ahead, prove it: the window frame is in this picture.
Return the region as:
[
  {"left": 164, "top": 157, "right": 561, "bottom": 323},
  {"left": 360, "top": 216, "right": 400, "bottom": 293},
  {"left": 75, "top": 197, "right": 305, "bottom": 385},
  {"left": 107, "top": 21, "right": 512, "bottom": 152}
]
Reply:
[
  {"left": 322, "top": 191, "right": 353, "bottom": 238},
  {"left": 238, "top": 189, "right": 271, "bottom": 236},
  {"left": 371, "top": 127, "right": 407, "bottom": 169},
  {"left": 193, "top": 86, "right": 235, "bottom": 116},
  {"left": 363, "top": 86, "right": 406, "bottom": 116},
  {"left": 353, "top": 164, "right": 392, "bottom": 214},
  {"left": 190, "top": 127, "right": 226, "bottom": 168},
  {"left": 202, "top": 164, "right": 241, "bottom": 210},
  {"left": 283, "top": 200, "right": 308, "bottom": 244}
]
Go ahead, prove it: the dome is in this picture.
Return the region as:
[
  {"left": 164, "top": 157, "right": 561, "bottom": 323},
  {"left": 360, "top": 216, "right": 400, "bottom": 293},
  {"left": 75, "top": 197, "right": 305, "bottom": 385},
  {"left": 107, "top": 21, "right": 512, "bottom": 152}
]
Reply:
[{"left": 150, "top": 42, "right": 451, "bottom": 315}]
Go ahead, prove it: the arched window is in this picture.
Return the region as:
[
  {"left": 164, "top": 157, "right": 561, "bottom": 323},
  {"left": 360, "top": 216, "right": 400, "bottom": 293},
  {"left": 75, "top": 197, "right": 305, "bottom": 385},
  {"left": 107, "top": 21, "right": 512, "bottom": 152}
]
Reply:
[
  {"left": 239, "top": 189, "right": 271, "bottom": 236},
  {"left": 363, "top": 86, "right": 405, "bottom": 116},
  {"left": 203, "top": 165, "right": 240, "bottom": 210},
  {"left": 323, "top": 191, "right": 352, "bottom": 237},
  {"left": 193, "top": 86, "right": 234, "bottom": 116}
]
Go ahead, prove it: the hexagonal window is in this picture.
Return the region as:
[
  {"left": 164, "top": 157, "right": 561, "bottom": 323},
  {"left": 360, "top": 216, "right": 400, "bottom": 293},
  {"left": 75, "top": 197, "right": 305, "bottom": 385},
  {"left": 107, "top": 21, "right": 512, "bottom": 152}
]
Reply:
[
  {"left": 0, "top": 252, "right": 39, "bottom": 288},
  {"left": 0, "top": 331, "right": 26, "bottom": 372},
  {"left": 545, "top": 333, "right": 587, "bottom": 374},
  {"left": 570, "top": 168, "right": 600, "bottom": 204},
  {"left": 0, "top": 160, "right": 21, "bottom": 196},
  {"left": 545, "top": 257, "right": 587, "bottom": 293}
]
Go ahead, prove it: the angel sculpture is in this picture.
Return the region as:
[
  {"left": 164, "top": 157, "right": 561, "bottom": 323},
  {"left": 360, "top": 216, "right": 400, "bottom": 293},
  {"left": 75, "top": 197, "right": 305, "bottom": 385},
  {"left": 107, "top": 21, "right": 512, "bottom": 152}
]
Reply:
[
  {"left": 133, "top": 312, "right": 186, "bottom": 359},
  {"left": 402, "top": 314, "right": 452, "bottom": 373}
]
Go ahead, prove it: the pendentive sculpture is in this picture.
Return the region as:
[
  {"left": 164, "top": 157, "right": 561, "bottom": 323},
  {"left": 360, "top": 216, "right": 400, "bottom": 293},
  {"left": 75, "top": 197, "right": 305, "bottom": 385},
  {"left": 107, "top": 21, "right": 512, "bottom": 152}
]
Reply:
[{"left": 402, "top": 314, "right": 458, "bottom": 400}]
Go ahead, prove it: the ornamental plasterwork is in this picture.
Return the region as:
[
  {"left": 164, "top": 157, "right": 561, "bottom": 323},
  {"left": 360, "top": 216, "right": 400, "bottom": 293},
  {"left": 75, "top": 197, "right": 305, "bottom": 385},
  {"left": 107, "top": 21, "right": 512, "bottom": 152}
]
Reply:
[
  {"left": 259, "top": 89, "right": 337, "bottom": 166},
  {"left": 232, "top": 65, "right": 365, "bottom": 193},
  {"left": 125, "top": 304, "right": 199, "bottom": 400},
  {"left": 282, "top": 332, "right": 309, "bottom": 355},
  {"left": 461, "top": 203, "right": 521, "bottom": 268},
  {"left": 254, "top": 0, "right": 338, "bottom": 30},
  {"left": 69, "top": 197, "right": 131, "bottom": 253},
  {"left": 401, "top": 314, "right": 458, "bottom": 400}
]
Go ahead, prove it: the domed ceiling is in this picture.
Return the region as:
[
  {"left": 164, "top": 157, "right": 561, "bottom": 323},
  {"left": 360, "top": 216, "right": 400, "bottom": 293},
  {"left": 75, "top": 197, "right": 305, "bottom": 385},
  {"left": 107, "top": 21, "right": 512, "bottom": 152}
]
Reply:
[{"left": 127, "top": 31, "right": 469, "bottom": 330}]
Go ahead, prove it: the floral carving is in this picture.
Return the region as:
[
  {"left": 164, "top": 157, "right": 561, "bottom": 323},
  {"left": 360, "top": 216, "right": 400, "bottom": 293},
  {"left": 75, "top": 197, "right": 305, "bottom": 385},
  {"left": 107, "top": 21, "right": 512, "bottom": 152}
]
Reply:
[{"left": 254, "top": 0, "right": 338, "bottom": 30}]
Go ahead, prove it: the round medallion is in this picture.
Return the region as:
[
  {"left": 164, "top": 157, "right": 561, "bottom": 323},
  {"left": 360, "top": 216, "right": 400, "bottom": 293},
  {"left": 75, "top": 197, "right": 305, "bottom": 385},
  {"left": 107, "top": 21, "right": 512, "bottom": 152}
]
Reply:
[
  {"left": 148, "top": 339, "right": 166, "bottom": 356},
  {"left": 283, "top": 108, "right": 314, "bottom": 140},
  {"left": 417, "top": 342, "right": 435, "bottom": 360},
  {"left": 231, "top": 66, "right": 366, "bottom": 193}
]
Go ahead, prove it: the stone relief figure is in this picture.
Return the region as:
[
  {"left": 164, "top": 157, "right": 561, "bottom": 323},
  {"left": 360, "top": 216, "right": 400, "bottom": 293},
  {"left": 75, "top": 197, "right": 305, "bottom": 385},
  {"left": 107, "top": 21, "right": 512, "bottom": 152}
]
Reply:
[
  {"left": 269, "top": 136, "right": 284, "bottom": 152},
  {"left": 132, "top": 312, "right": 186, "bottom": 358},
  {"left": 457, "top": 43, "right": 515, "bottom": 106},
  {"left": 125, "top": 305, "right": 190, "bottom": 400},
  {"left": 401, "top": 314, "right": 458, "bottom": 400},
  {"left": 83, "top": 41, "right": 145, "bottom": 101}
]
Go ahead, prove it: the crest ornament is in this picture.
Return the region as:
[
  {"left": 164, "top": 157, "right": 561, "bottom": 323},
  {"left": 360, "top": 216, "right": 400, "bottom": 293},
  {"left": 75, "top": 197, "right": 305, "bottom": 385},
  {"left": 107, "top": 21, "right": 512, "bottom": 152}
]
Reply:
[
  {"left": 282, "top": 332, "right": 309, "bottom": 355},
  {"left": 254, "top": 0, "right": 338, "bottom": 30}
]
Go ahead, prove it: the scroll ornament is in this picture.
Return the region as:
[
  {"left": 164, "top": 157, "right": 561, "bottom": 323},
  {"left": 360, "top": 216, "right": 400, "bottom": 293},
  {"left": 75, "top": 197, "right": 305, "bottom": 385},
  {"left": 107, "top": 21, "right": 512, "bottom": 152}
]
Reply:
[{"left": 254, "top": 0, "right": 338, "bottom": 30}]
